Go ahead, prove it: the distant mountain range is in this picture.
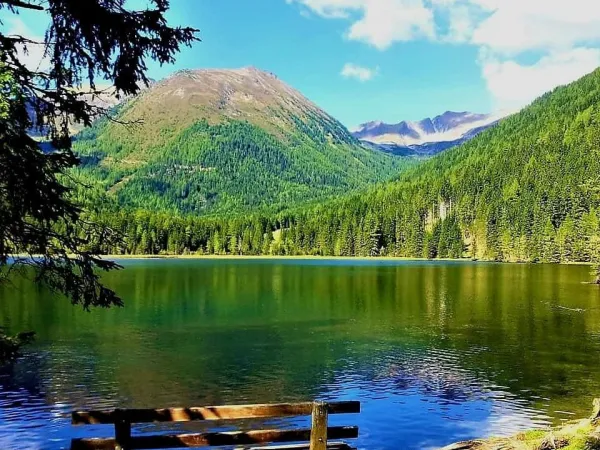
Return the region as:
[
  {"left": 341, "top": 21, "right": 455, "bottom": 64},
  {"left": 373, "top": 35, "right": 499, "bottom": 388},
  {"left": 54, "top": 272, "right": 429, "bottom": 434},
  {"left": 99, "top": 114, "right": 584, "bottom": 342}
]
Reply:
[{"left": 353, "top": 111, "right": 509, "bottom": 156}]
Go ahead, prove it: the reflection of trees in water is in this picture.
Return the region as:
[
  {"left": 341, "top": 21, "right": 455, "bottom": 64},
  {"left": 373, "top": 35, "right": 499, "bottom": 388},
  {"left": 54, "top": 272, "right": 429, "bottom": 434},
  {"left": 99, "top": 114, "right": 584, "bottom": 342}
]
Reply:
[
  {"left": 1, "top": 261, "right": 600, "bottom": 422},
  {"left": 0, "top": 354, "right": 45, "bottom": 399},
  {"left": 380, "top": 349, "right": 477, "bottom": 405}
]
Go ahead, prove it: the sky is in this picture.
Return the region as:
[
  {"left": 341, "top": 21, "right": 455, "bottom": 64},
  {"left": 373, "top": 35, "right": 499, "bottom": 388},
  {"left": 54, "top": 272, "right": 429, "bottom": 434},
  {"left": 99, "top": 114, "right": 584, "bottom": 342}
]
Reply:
[{"left": 3, "top": 0, "right": 600, "bottom": 128}]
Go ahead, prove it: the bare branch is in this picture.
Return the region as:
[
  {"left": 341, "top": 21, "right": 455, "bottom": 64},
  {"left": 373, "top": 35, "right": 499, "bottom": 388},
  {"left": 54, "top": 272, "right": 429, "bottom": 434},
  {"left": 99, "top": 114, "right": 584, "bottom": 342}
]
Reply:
[
  {"left": 3, "top": 35, "right": 47, "bottom": 45},
  {"left": 1, "top": 0, "right": 45, "bottom": 11}
]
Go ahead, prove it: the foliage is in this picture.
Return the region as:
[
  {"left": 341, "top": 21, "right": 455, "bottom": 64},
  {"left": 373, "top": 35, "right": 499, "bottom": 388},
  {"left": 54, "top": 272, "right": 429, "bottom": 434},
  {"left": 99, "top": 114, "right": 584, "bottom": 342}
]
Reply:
[
  {"left": 0, "top": 329, "right": 34, "bottom": 361},
  {"left": 71, "top": 102, "right": 410, "bottom": 215},
  {"left": 0, "top": 0, "right": 197, "bottom": 360},
  {"left": 447, "top": 417, "right": 600, "bottom": 450}
]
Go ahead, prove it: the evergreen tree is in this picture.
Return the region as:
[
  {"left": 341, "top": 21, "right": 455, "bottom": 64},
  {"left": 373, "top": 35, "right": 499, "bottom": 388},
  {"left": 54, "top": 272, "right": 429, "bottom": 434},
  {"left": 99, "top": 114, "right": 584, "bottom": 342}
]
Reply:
[{"left": 0, "top": 0, "right": 197, "bottom": 359}]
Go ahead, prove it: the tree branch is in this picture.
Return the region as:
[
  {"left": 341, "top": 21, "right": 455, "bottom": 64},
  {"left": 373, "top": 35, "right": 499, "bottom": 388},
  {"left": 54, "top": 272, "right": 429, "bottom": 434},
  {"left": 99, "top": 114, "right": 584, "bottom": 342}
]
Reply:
[
  {"left": 2, "top": 0, "right": 45, "bottom": 11},
  {"left": 3, "top": 35, "right": 46, "bottom": 45}
]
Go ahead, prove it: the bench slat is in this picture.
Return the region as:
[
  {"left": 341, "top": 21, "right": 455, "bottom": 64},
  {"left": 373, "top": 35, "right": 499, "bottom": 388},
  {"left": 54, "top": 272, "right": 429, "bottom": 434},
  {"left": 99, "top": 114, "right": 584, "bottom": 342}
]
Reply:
[
  {"left": 71, "top": 442, "right": 355, "bottom": 450},
  {"left": 72, "top": 401, "right": 360, "bottom": 425},
  {"left": 71, "top": 426, "right": 358, "bottom": 450},
  {"left": 239, "top": 443, "right": 355, "bottom": 450}
]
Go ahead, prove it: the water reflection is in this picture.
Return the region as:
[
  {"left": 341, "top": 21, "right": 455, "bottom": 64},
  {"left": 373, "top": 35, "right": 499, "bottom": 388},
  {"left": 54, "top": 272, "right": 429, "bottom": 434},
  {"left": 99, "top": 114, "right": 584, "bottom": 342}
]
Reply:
[{"left": 1, "top": 260, "right": 600, "bottom": 449}]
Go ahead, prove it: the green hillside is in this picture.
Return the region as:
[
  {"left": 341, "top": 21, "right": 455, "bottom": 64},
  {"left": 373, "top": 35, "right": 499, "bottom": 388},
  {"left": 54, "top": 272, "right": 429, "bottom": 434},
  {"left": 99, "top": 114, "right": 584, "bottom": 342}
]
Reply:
[
  {"left": 72, "top": 67, "right": 407, "bottom": 214},
  {"left": 87, "top": 68, "right": 600, "bottom": 262}
]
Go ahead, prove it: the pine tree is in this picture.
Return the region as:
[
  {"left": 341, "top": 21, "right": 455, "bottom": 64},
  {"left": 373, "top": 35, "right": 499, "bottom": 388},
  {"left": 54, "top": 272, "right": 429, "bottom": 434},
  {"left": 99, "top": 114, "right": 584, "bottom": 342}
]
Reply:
[
  {"left": 0, "top": 0, "right": 197, "bottom": 360},
  {"left": 438, "top": 219, "right": 450, "bottom": 258}
]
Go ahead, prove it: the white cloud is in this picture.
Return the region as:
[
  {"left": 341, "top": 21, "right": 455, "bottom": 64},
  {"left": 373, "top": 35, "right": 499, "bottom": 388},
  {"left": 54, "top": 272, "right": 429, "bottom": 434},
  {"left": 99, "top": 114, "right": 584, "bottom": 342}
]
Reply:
[
  {"left": 470, "top": 0, "right": 600, "bottom": 108},
  {"left": 4, "top": 17, "right": 49, "bottom": 71},
  {"left": 346, "top": 0, "right": 435, "bottom": 49},
  {"left": 481, "top": 47, "right": 600, "bottom": 110},
  {"left": 341, "top": 63, "right": 379, "bottom": 81},
  {"left": 289, "top": 0, "right": 435, "bottom": 49},
  {"left": 289, "top": 0, "right": 600, "bottom": 53},
  {"left": 471, "top": 0, "right": 600, "bottom": 54},
  {"left": 445, "top": 5, "right": 474, "bottom": 43},
  {"left": 288, "top": 0, "right": 600, "bottom": 110},
  {"left": 466, "top": 0, "right": 498, "bottom": 11}
]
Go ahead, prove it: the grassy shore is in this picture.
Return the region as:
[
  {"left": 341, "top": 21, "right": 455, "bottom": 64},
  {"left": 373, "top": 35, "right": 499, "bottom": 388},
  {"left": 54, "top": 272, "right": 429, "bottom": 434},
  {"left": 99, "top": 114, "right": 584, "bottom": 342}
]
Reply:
[
  {"left": 442, "top": 400, "right": 600, "bottom": 450},
  {"left": 96, "top": 254, "right": 597, "bottom": 268},
  {"left": 11, "top": 253, "right": 595, "bottom": 266}
]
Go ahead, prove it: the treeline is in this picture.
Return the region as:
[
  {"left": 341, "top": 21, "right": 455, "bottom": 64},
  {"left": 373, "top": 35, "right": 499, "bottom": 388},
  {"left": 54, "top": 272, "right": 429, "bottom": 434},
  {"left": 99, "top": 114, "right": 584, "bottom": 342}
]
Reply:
[
  {"left": 87, "top": 198, "right": 599, "bottom": 264},
  {"left": 83, "top": 68, "right": 600, "bottom": 264}
]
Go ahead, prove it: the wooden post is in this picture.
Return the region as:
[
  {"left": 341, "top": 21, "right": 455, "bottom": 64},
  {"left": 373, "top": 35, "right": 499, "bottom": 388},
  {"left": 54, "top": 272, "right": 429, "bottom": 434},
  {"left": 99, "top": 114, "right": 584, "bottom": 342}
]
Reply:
[
  {"left": 310, "top": 401, "right": 328, "bottom": 450},
  {"left": 114, "top": 415, "right": 131, "bottom": 450}
]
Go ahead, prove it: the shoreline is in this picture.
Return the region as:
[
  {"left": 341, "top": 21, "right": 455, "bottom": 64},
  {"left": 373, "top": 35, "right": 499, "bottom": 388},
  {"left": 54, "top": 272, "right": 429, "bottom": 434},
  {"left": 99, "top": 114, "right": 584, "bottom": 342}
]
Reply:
[
  {"left": 10, "top": 254, "right": 595, "bottom": 266},
  {"left": 95, "top": 254, "right": 595, "bottom": 266},
  {"left": 441, "top": 399, "right": 600, "bottom": 450},
  {"left": 100, "top": 254, "right": 475, "bottom": 261}
]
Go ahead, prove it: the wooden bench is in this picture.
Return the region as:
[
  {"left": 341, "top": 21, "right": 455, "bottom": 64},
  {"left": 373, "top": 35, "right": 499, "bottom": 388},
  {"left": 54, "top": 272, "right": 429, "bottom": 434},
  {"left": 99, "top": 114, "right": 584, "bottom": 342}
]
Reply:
[{"left": 71, "top": 400, "right": 360, "bottom": 450}]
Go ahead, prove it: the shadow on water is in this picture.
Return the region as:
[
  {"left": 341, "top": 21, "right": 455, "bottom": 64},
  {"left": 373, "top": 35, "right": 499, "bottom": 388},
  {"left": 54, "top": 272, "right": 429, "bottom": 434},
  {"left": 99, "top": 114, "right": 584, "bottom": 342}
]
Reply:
[{"left": 1, "top": 260, "right": 600, "bottom": 449}]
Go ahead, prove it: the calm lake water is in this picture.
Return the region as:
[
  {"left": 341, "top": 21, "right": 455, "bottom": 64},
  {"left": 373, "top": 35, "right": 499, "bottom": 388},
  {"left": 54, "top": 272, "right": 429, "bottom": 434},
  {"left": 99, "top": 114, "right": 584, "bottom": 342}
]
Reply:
[{"left": 1, "top": 259, "right": 600, "bottom": 450}]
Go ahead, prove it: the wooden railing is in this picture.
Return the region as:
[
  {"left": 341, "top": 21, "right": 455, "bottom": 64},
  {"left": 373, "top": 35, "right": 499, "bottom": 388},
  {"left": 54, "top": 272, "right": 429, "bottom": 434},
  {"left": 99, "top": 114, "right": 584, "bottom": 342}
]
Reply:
[{"left": 71, "top": 400, "right": 360, "bottom": 450}]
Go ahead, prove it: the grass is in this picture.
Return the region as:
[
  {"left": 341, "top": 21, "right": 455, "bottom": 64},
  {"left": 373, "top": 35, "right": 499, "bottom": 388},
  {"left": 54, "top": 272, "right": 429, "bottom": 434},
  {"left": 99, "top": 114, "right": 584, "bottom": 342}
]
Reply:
[{"left": 442, "top": 401, "right": 600, "bottom": 450}]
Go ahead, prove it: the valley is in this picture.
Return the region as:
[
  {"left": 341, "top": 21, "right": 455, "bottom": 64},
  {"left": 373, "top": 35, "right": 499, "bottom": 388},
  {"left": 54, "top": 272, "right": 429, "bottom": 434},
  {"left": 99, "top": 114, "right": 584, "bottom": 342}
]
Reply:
[{"left": 77, "top": 68, "right": 600, "bottom": 266}]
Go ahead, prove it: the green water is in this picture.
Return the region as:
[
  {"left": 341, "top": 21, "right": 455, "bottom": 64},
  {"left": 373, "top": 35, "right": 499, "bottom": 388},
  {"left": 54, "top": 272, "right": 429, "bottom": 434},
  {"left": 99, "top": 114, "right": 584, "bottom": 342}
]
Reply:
[{"left": 1, "top": 259, "right": 600, "bottom": 449}]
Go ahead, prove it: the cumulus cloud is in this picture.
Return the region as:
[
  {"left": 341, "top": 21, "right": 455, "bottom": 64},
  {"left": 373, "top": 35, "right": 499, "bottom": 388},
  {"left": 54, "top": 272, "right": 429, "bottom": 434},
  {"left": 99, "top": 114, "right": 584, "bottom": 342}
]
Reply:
[
  {"left": 288, "top": 0, "right": 600, "bottom": 52},
  {"left": 470, "top": 0, "right": 600, "bottom": 108},
  {"left": 346, "top": 0, "right": 435, "bottom": 49},
  {"left": 481, "top": 47, "right": 600, "bottom": 109},
  {"left": 471, "top": 0, "right": 600, "bottom": 54},
  {"left": 289, "top": 0, "right": 435, "bottom": 49},
  {"left": 340, "top": 63, "right": 379, "bottom": 81},
  {"left": 288, "top": 0, "right": 600, "bottom": 110}
]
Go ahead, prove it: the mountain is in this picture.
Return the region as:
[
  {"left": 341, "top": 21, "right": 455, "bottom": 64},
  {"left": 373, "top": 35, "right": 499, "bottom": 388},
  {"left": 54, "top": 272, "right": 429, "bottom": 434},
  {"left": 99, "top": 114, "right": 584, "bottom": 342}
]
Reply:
[
  {"left": 94, "top": 68, "right": 600, "bottom": 261},
  {"left": 353, "top": 111, "right": 507, "bottom": 156},
  {"left": 72, "top": 67, "right": 406, "bottom": 215},
  {"left": 276, "top": 69, "right": 600, "bottom": 262}
]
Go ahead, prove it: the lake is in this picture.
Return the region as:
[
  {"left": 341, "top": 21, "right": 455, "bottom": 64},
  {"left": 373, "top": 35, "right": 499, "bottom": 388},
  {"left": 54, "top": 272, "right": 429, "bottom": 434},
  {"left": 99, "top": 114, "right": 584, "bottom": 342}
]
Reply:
[{"left": 1, "top": 259, "right": 600, "bottom": 450}]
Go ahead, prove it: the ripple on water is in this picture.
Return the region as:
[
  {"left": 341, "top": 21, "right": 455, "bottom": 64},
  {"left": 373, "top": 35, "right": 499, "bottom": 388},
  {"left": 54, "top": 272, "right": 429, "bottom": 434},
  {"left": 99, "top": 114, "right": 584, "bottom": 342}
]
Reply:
[{"left": 0, "top": 337, "right": 565, "bottom": 450}]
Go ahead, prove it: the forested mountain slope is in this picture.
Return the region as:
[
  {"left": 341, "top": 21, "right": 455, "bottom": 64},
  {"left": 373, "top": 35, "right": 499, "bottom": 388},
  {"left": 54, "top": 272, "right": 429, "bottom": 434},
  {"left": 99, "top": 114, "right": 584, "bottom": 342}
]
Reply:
[
  {"left": 72, "top": 67, "right": 405, "bottom": 214},
  {"left": 89, "top": 68, "right": 600, "bottom": 261}
]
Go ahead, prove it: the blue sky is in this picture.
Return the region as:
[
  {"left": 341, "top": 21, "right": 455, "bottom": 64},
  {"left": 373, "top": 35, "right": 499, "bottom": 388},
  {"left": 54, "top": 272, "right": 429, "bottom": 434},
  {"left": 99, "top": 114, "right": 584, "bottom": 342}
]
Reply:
[
  {"left": 3, "top": 0, "right": 600, "bottom": 128},
  {"left": 145, "top": 0, "right": 490, "bottom": 127}
]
